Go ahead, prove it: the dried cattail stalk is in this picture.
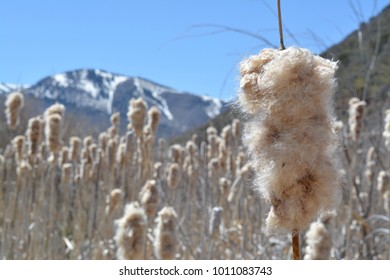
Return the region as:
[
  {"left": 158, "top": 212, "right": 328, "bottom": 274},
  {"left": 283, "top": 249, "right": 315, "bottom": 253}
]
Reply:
[
  {"left": 139, "top": 180, "right": 159, "bottom": 219},
  {"left": 364, "top": 146, "right": 376, "bottom": 185},
  {"left": 238, "top": 47, "right": 341, "bottom": 234},
  {"left": 45, "top": 113, "right": 63, "bottom": 154},
  {"left": 383, "top": 109, "right": 390, "bottom": 151},
  {"left": 61, "top": 163, "right": 73, "bottom": 185},
  {"left": 59, "top": 146, "right": 69, "bottom": 166},
  {"left": 128, "top": 98, "right": 147, "bottom": 137},
  {"left": 219, "top": 178, "right": 231, "bottom": 205},
  {"left": 304, "top": 220, "right": 332, "bottom": 260},
  {"left": 116, "top": 142, "right": 127, "bottom": 168},
  {"left": 147, "top": 106, "right": 160, "bottom": 135},
  {"left": 348, "top": 97, "right": 366, "bottom": 142},
  {"left": 154, "top": 206, "right": 178, "bottom": 260},
  {"left": 209, "top": 207, "right": 223, "bottom": 241},
  {"left": 166, "top": 163, "right": 181, "bottom": 189},
  {"left": 69, "top": 136, "right": 81, "bottom": 162},
  {"left": 232, "top": 119, "right": 241, "bottom": 142},
  {"left": 17, "top": 160, "right": 31, "bottom": 186},
  {"left": 26, "top": 117, "right": 42, "bottom": 158},
  {"left": 114, "top": 202, "right": 147, "bottom": 260},
  {"left": 5, "top": 91, "right": 24, "bottom": 129},
  {"left": 221, "top": 125, "right": 232, "bottom": 148}
]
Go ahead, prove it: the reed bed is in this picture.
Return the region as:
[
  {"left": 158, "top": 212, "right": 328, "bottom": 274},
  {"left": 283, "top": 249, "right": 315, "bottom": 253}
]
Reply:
[{"left": 0, "top": 92, "right": 389, "bottom": 260}]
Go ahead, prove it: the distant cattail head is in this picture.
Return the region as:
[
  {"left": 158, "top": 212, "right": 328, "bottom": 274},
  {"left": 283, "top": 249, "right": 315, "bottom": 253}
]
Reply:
[
  {"left": 5, "top": 91, "right": 24, "bottom": 129},
  {"left": 232, "top": 119, "right": 241, "bottom": 141},
  {"left": 209, "top": 207, "right": 223, "bottom": 241},
  {"left": 16, "top": 160, "right": 31, "bottom": 183},
  {"left": 169, "top": 144, "right": 183, "bottom": 164},
  {"left": 69, "top": 136, "right": 81, "bottom": 162},
  {"left": 44, "top": 103, "right": 65, "bottom": 118},
  {"left": 221, "top": 125, "right": 232, "bottom": 148},
  {"left": 377, "top": 171, "right": 390, "bottom": 195},
  {"left": 383, "top": 109, "right": 390, "bottom": 151},
  {"left": 26, "top": 117, "right": 42, "bottom": 157},
  {"left": 154, "top": 206, "right": 178, "bottom": 260},
  {"left": 114, "top": 202, "right": 147, "bottom": 260},
  {"left": 12, "top": 135, "right": 26, "bottom": 162},
  {"left": 128, "top": 98, "right": 147, "bottom": 137},
  {"left": 185, "top": 140, "right": 198, "bottom": 159},
  {"left": 304, "top": 221, "right": 333, "bottom": 260},
  {"left": 147, "top": 106, "right": 160, "bottom": 135},
  {"left": 208, "top": 158, "right": 220, "bottom": 179},
  {"left": 348, "top": 97, "right": 366, "bottom": 142},
  {"left": 207, "top": 126, "right": 218, "bottom": 136},
  {"left": 110, "top": 112, "right": 120, "bottom": 126},
  {"left": 107, "top": 189, "right": 123, "bottom": 215},
  {"left": 166, "top": 163, "right": 181, "bottom": 189},
  {"left": 140, "top": 180, "right": 159, "bottom": 219},
  {"left": 108, "top": 126, "right": 117, "bottom": 139},
  {"left": 45, "top": 113, "right": 62, "bottom": 154},
  {"left": 59, "top": 146, "right": 69, "bottom": 166},
  {"left": 153, "top": 162, "right": 162, "bottom": 179},
  {"left": 60, "top": 163, "right": 73, "bottom": 185},
  {"left": 116, "top": 142, "right": 127, "bottom": 168},
  {"left": 219, "top": 178, "right": 231, "bottom": 204}
]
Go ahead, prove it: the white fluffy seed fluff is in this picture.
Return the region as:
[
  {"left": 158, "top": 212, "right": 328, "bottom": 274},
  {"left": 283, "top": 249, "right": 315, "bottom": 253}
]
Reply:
[
  {"left": 304, "top": 221, "right": 332, "bottom": 260},
  {"left": 238, "top": 47, "right": 341, "bottom": 233}
]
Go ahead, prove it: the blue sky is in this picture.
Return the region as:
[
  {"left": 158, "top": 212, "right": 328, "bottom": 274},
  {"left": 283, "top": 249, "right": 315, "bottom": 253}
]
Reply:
[{"left": 1, "top": 0, "right": 389, "bottom": 100}]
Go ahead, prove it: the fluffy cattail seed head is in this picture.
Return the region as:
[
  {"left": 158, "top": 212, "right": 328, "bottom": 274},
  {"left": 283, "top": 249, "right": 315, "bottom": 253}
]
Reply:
[
  {"left": 114, "top": 202, "right": 147, "bottom": 260},
  {"left": 26, "top": 117, "right": 42, "bottom": 157},
  {"left": 147, "top": 106, "right": 160, "bottom": 135},
  {"left": 45, "top": 113, "right": 62, "bottom": 154},
  {"left": 154, "top": 206, "right": 178, "bottom": 260},
  {"left": 304, "top": 221, "right": 332, "bottom": 260},
  {"left": 140, "top": 180, "right": 159, "bottom": 219},
  {"left": 69, "top": 136, "right": 81, "bottom": 162},
  {"left": 348, "top": 97, "right": 366, "bottom": 142},
  {"left": 238, "top": 47, "right": 341, "bottom": 233},
  {"left": 383, "top": 109, "right": 390, "bottom": 151},
  {"left": 12, "top": 135, "right": 26, "bottom": 162},
  {"left": 111, "top": 112, "right": 120, "bottom": 126},
  {"left": 107, "top": 189, "right": 123, "bottom": 215},
  {"left": 128, "top": 98, "right": 147, "bottom": 137},
  {"left": 44, "top": 103, "right": 65, "bottom": 118},
  {"left": 5, "top": 91, "right": 24, "bottom": 129},
  {"left": 377, "top": 171, "right": 390, "bottom": 195},
  {"left": 166, "top": 163, "right": 181, "bottom": 189}
]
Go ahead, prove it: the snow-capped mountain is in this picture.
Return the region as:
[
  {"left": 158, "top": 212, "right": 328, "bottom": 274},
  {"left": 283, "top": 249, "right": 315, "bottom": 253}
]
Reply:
[
  {"left": 0, "top": 83, "right": 29, "bottom": 94},
  {"left": 3, "top": 69, "right": 228, "bottom": 138}
]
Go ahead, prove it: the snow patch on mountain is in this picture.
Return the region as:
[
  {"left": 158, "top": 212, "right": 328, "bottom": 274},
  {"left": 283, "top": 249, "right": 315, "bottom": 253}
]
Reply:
[
  {"left": 201, "top": 95, "right": 223, "bottom": 118},
  {"left": 0, "top": 83, "right": 29, "bottom": 94}
]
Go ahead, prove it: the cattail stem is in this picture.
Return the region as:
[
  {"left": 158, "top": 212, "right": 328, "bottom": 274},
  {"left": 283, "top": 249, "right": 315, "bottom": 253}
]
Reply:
[
  {"left": 292, "top": 229, "right": 300, "bottom": 260},
  {"left": 277, "top": 0, "right": 285, "bottom": 50}
]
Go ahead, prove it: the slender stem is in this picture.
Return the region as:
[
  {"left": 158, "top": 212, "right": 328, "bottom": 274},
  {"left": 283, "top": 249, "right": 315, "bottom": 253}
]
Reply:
[
  {"left": 292, "top": 229, "right": 300, "bottom": 260},
  {"left": 277, "top": 0, "right": 286, "bottom": 50}
]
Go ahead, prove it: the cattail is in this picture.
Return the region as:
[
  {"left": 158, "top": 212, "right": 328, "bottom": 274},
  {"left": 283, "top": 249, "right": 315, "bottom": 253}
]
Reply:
[
  {"left": 377, "top": 171, "right": 390, "bottom": 195},
  {"left": 166, "top": 163, "right": 181, "bottom": 189},
  {"left": 88, "top": 143, "right": 97, "bottom": 162},
  {"left": 59, "top": 146, "right": 69, "bottom": 166},
  {"left": 140, "top": 180, "right": 159, "bottom": 219},
  {"left": 383, "top": 109, "right": 390, "bottom": 151},
  {"left": 348, "top": 97, "right": 366, "bottom": 142},
  {"left": 107, "top": 189, "right": 123, "bottom": 215},
  {"left": 154, "top": 206, "right": 178, "bottom": 260},
  {"left": 219, "top": 178, "right": 231, "bottom": 204},
  {"left": 170, "top": 144, "right": 183, "bottom": 164},
  {"left": 153, "top": 162, "right": 162, "bottom": 179},
  {"left": 5, "top": 91, "right": 24, "bottom": 129},
  {"left": 147, "top": 106, "right": 160, "bottom": 135},
  {"left": 111, "top": 112, "right": 120, "bottom": 126},
  {"left": 116, "top": 142, "right": 127, "bottom": 168},
  {"left": 217, "top": 140, "right": 227, "bottom": 170},
  {"left": 209, "top": 207, "right": 223, "bottom": 241},
  {"left": 61, "top": 163, "right": 73, "bottom": 185},
  {"left": 45, "top": 113, "right": 62, "bottom": 154},
  {"left": 12, "top": 135, "right": 25, "bottom": 162},
  {"left": 114, "top": 202, "right": 147, "bottom": 260},
  {"left": 232, "top": 119, "right": 241, "bottom": 142},
  {"left": 304, "top": 220, "right": 333, "bottom": 260},
  {"left": 98, "top": 132, "right": 108, "bottom": 153},
  {"left": 207, "top": 126, "right": 218, "bottom": 136},
  {"left": 237, "top": 47, "right": 341, "bottom": 234},
  {"left": 221, "top": 125, "right": 232, "bottom": 148},
  {"left": 26, "top": 117, "right": 42, "bottom": 158},
  {"left": 108, "top": 126, "right": 117, "bottom": 139},
  {"left": 44, "top": 103, "right": 65, "bottom": 118},
  {"left": 208, "top": 158, "right": 220, "bottom": 179},
  {"left": 128, "top": 98, "right": 147, "bottom": 137},
  {"left": 106, "top": 138, "right": 116, "bottom": 168},
  {"left": 16, "top": 160, "right": 31, "bottom": 185},
  {"left": 69, "top": 136, "right": 81, "bottom": 162},
  {"left": 364, "top": 146, "right": 376, "bottom": 185}
]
